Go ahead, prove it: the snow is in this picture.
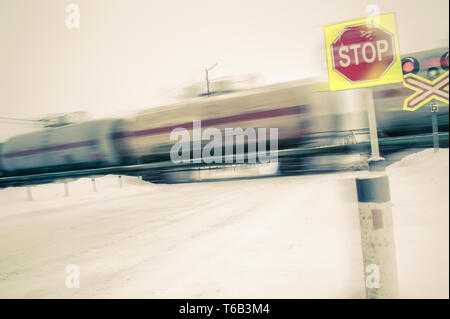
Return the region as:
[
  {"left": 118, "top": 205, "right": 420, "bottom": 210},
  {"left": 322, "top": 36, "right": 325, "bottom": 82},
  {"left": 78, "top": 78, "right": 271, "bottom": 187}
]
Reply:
[{"left": 0, "top": 149, "right": 448, "bottom": 298}]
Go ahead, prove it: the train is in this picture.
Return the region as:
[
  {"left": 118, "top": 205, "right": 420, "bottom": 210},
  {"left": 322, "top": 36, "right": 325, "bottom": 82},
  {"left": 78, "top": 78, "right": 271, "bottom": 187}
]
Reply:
[{"left": 0, "top": 48, "right": 448, "bottom": 181}]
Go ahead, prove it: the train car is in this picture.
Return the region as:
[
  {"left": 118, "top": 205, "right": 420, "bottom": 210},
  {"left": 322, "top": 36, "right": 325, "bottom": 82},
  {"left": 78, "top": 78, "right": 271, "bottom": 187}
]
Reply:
[
  {"left": 2, "top": 119, "right": 125, "bottom": 175},
  {"left": 373, "top": 47, "right": 449, "bottom": 137},
  {"left": 111, "top": 79, "right": 373, "bottom": 179},
  {"left": 113, "top": 80, "right": 315, "bottom": 164}
]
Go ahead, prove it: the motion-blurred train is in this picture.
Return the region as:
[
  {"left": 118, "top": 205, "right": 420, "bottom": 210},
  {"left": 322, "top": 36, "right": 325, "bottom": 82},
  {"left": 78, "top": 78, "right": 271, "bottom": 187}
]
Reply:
[{"left": 0, "top": 48, "right": 448, "bottom": 180}]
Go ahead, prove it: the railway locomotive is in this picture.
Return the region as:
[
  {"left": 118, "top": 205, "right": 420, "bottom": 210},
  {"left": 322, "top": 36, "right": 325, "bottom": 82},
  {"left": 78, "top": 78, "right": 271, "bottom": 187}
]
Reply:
[{"left": 0, "top": 48, "right": 448, "bottom": 180}]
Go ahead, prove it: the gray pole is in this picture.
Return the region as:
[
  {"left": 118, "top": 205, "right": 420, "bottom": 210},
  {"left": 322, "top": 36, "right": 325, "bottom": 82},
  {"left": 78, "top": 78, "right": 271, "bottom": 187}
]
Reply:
[
  {"left": 431, "top": 103, "right": 440, "bottom": 152},
  {"left": 365, "top": 88, "right": 385, "bottom": 172}
]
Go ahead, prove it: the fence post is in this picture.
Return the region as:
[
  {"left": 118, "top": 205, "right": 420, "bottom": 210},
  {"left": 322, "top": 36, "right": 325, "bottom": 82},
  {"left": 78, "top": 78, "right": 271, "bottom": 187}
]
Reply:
[
  {"left": 64, "top": 181, "right": 69, "bottom": 197},
  {"left": 91, "top": 178, "right": 97, "bottom": 192},
  {"left": 26, "top": 186, "right": 33, "bottom": 201},
  {"left": 356, "top": 174, "right": 399, "bottom": 298},
  {"left": 118, "top": 175, "right": 123, "bottom": 188}
]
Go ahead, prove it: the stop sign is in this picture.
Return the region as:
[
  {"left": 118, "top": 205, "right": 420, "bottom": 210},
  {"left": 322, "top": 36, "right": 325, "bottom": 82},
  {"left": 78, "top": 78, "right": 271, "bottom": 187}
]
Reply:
[{"left": 331, "top": 23, "right": 396, "bottom": 83}]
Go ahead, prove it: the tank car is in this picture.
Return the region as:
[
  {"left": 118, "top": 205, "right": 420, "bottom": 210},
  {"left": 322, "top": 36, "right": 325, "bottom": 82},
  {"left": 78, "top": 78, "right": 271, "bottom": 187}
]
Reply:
[
  {"left": 113, "top": 80, "right": 315, "bottom": 164},
  {"left": 2, "top": 119, "right": 125, "bottom": 175}
]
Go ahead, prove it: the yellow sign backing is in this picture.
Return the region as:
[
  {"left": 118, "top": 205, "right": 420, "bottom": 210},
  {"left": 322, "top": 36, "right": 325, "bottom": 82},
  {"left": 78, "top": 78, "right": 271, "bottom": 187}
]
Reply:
[{"left": 324, "top": 13, "right": 403, "bottom": 91}]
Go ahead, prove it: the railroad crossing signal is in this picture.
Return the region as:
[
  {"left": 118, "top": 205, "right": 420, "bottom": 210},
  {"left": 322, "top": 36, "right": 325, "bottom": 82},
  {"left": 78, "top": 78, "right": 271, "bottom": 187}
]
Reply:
[
  {"left": 403, "top": 71, "right": 449, "bottom": 111},
  {"left": 324, "top": 13, "right": 403, "bottom": 91}
]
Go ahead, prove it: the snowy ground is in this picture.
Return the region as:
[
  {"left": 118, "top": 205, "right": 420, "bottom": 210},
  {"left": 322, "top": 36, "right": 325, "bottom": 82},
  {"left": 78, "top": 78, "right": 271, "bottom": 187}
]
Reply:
[{"left": 0, "top": 149, "right": 448, "bottom": 299}]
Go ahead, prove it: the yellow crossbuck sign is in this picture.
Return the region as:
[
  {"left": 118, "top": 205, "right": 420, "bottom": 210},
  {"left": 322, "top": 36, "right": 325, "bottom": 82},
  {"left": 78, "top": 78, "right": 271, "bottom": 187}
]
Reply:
[{"left": 403, "top": 71, "right": 449, "bottom": 111}]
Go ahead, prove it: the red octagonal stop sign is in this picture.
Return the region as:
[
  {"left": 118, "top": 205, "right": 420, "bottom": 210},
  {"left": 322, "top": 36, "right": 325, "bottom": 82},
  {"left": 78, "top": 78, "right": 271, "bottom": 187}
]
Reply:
[{"left": 331, "top": 23, "right": 396, "bottom": 83}]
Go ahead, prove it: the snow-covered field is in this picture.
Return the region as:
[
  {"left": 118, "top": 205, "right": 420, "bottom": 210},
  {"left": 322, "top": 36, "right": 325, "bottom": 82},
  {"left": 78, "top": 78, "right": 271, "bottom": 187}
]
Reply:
[{"left": 0, "top": 149, "right": 448, "bottom": 298}]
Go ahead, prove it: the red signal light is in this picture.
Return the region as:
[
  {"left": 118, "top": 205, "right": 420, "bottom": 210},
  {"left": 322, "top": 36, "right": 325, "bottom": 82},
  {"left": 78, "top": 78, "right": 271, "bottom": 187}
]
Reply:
[
  {"left": 403, "top": 61, "right": 415, "bottom": 73},
  {"left": 401, "top": 57, "right": 420, "bottom": 75}
]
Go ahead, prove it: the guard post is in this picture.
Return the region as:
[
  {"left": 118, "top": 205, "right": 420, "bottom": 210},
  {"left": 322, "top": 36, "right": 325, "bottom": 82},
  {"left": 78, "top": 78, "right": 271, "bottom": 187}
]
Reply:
[{"left": 356, "top": 174, "right": 399, "bottom": 298}]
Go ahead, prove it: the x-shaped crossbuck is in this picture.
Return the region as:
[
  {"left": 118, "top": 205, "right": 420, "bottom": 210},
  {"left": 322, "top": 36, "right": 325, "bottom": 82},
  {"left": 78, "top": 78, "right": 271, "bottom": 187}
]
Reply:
[{"left": 403, "top": 71, "right": 449, "bottom": 111}]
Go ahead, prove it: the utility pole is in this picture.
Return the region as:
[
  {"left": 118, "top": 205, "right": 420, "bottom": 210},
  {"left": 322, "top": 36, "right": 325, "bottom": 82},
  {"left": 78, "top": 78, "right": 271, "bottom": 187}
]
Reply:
[{"left": 205, "top": 63, "right": 218, "bottom": 97}]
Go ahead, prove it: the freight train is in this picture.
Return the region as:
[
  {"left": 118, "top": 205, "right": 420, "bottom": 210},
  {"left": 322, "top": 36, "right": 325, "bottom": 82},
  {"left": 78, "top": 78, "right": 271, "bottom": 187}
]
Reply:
[{"left": 0, "top": 48, "right": 448, "bottom": 180}]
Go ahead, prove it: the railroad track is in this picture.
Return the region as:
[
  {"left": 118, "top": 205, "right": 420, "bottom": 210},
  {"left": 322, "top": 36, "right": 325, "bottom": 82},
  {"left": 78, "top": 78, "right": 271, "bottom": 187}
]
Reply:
[{"left": 0, "top": 133, "right": 448, "bottom": 187}]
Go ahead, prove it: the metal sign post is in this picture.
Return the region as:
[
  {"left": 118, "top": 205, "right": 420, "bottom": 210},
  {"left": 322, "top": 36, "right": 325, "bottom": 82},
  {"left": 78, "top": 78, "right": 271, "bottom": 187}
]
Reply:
[
  {"left": 431, "top": 103, "right": 440, "bottom": 152},
  {"left": 366, "top": 88, "right": 385, "bottom": 171}
]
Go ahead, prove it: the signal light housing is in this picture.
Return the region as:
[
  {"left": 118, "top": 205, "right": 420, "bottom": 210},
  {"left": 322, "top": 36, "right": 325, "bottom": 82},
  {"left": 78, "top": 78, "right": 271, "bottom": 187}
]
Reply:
[
  {"left": 401, "top": 57, "right": 420, "bottom": 75},
  {"left": 426, "top": 67, "right": 441, "bottom": 81},
  {"left": 441, "top": 52, "right": 449, "bottom": 71}
]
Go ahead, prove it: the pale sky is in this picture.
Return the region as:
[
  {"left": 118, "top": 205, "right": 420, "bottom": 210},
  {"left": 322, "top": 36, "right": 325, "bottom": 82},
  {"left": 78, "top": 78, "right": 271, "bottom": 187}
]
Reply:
[{"left": 0, "top": 0, "right": 448, "bottom": 140}]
